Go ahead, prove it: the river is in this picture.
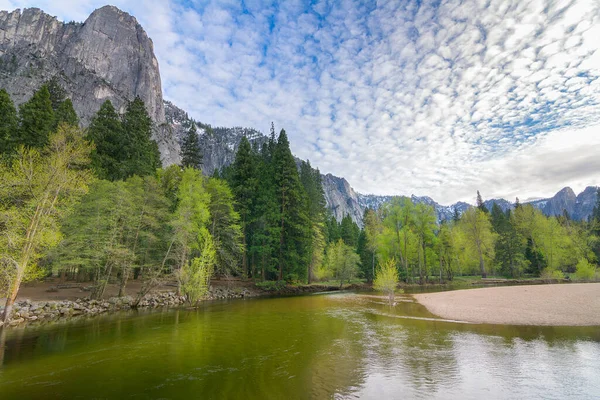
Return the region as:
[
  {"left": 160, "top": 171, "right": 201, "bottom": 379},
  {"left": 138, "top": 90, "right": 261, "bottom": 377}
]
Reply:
[{"left": 1, "top": 292, "right": 599, "bottom": 399}]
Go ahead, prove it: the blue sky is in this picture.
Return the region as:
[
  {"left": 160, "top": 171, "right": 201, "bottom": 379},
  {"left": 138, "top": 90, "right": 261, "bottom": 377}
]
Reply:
[{"left": 1, "top": 0, "right": 599, "bottom": 204}]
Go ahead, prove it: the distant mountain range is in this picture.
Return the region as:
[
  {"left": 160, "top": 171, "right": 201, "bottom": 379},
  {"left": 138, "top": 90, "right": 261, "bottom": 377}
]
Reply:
[
  {"left": 357, "top": 186, "right": 598, "bottom": 223},
  {"left": 1, "top": 6, "right": 596, "bottom": 228}
]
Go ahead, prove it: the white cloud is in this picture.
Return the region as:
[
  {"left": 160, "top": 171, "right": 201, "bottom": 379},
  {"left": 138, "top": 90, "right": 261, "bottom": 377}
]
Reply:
[{"left": 1, "top": 0, "right": 599, "bottom": 204}]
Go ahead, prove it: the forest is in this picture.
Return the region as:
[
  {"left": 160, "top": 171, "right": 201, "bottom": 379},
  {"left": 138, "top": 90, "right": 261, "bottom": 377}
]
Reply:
[{"left": 1, "top": 82, "right": 599, "bottom": 323}]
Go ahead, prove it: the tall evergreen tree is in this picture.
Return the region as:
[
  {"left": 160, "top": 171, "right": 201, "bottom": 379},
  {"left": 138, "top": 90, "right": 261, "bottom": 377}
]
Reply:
[
  {"left": 230, "top": 136, "right": 258, "bottom": 277},
  {"left": 340, "top": 214, "right": 360, "bottom": 248},
  {"left": 122, "top": 96, "right": 162, "bottom": 177},
  {"left": 46, "top": 77, "right": 67, "bottom": 110},
  {"left": 180, "top": 124, "right": 203, "bottom": 170},
  {"left": 326, "top": 215, "right": 341, "bottom": 243},
  {"left": 87, "top": 100, "right": 125, "bottom": 180},
  {"left": 17, "top": 85, "right": 55, "bottom": 148},
  {"left": 54, "top": 99, "right": 79, "bottom": 129},
  {"left": 494, "top": 208, "right": 527, "bottom": 278},
  {"left": 357, "top": 229, "right": 374, "bottom": 282},
  {"left": 0, "top": 89, "right": 18, "bottom": 154},
  {"left": 476, "top": 190, "right": 489, "bottom": 213},
  {"left": 272, "top": 129, "right": 309, "bottom": 280}
]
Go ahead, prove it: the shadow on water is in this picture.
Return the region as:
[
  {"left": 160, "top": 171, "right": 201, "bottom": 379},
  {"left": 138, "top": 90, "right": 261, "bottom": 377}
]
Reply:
[{"left": 0, "top": 292, "right": 599, "bottom": 399}]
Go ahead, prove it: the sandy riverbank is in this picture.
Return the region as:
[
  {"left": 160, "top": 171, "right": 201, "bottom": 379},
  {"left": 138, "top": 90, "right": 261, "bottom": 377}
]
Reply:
[{"left": 414, "top": 283, "right": 600, "bottom": 326}]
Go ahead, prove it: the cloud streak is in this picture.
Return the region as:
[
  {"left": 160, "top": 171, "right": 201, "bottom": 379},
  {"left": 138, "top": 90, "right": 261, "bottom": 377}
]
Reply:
[{"left": 1, "top": 0, "right": 599, "bottom": 204}]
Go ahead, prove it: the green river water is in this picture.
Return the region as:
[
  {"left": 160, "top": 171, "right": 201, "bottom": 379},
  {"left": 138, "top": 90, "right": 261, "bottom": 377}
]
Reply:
[{"left": 0, "top": 292, "right": 599, "bottom": 399}]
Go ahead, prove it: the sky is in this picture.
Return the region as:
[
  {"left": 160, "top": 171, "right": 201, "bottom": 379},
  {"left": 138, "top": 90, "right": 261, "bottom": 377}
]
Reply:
[{"left": 1, "top": 0, "right": 600, "bottom": 204}]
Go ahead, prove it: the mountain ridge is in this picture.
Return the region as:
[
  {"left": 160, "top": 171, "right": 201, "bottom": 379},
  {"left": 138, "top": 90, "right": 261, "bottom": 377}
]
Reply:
[
  {"left": 1, "top": 5, "right": 596, "bottom": 226},
  {"left": 0, "top": 6, "right": 180, "bottom": 165}
]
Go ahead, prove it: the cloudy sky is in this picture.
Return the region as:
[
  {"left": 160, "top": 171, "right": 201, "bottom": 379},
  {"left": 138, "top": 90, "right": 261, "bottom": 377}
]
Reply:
[{"left": 2, "top": 0, "right": 600, "bottom": 204}]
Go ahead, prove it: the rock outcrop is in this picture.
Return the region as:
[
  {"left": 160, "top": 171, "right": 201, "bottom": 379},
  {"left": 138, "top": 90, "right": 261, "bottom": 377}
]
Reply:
[
  {"left": 164, "top": 100, "right": 266, "bottom": 175},
  {"left": 322, "top": 174, "right": 364, "bottom": 225},
  {"left": 0, "top": 6, "right": 180, "bottom": 165}
]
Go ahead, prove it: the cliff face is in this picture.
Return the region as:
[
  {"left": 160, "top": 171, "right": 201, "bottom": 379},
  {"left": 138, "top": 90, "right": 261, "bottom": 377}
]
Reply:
[
  {"left": 322, "top": 174, "right": 364, "bottom": 226},
  {"left": 164, "top": 100, "right": 267, "bottom": 176},
  {"left": 0, "top": 6, "right": 180, "bottom": 165}
]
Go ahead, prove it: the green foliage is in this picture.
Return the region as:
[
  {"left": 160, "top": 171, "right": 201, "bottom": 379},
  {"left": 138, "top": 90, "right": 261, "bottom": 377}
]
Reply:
[
  {"left": 324, "top": 239, "right": 361, "bottom": 287},
  {"left": 87, "top": 97, "right": 161, "bottom": 180},
  {"left": 56, "top": 176, "right": 172, "bottom": 298},
  {"left": 0, "top": 89, "right": 18, "bottom": 154},
  {"left": 300, "top": 160, "right": 328, "bottom": 283},
  {"left": 492, "top": 206, "right": 528, "bottom": 278},
  {"left": 180, "top": 237, "right": 216, "bottom": 305},
  {"left": 0, "top": 125, "right": 94, "bottom": 320},
  {"left": 340, "top": 214, "right": 360, "bottom": 247},
  {"left": 171, "top": 168, "right": 212, "bottom": 293},
  {"left": 458, "top": 208, "right": 496, "bottom": 278},
  {"left": 272, "top": 129, "right": 310, "bottom": 280},
  {"left": 54, "top": 98, "right": 79, "bottom": 129},
  {"left": 255, "top": 280, "right": 286, "bottom": 291},
  {"left": 540, "top": 267, "right": 564, "bottom": 282},
  {"left": 17, "top": 85, "right": 55, "bottom": 148},
  {"left": 373, "top": 258, "right": 399, "bottom": 304},
  {"left": 230, "top": 135, "right": 257, "bottom": 276},
  {"left": 87, "top": 100, "right": 125, "bottom": 180},
  {"left": 205, "top": 177, "right": 244, "bottom": 276},
  {"left": 574, "top": 258, "right": 597, "bottom": 281},
  {"left": 476, "top": 190, "right": 488, "bottom": 213},
  {"left": 180, "top": 124, "right": 203, "bottom": 170},
  {"left": 46, "top": 77, "right": 67, "bottom": 110},
  {"left": 121, "top": 96, "right": 162, "bottom": 177}
]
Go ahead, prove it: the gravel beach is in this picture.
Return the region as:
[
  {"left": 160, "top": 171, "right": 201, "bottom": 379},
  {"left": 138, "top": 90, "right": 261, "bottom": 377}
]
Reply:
[{"left": 414, "top": 283, "right": 600, "bottom": 326}]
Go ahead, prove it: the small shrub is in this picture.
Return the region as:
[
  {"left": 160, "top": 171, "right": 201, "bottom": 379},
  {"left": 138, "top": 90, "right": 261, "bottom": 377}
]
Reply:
[
  {"left": 374, "top": 259, "right": 399, "bottom": 305},
  {"left": 574, "top": 259, "right": 597, "bottom": 281},
  {"left": 255, "top": 280, "right": 286, "bottom": 292},
  {"left": 285, "top": 273, "right": 299, "bottom": 284},
  {"left": 540, "top": 267, "right": 564, "bottom": 282}
]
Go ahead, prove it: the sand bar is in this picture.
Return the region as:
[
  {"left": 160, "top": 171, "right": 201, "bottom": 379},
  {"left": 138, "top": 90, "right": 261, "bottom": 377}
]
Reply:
[{"left": 414, "top": 283, "right": 600, "bottom": 326}]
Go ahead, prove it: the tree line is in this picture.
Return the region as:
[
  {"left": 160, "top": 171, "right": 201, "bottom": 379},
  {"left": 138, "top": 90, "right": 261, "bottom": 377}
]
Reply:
[
  {"left": 221, "top": 123, "right": 363, "bottom": 285},
  {"left": 0, "top": 82, "right": 240, "bottom": 323},
  {"left": 0, "top": 82, "right": 365, "bottom": 324},
  {"left": 363, "top": 191, "right": 600, "bottom": 284}
]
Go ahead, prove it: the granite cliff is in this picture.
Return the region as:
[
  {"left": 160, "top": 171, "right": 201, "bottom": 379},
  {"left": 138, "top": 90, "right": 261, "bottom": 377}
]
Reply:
[
  {"left": 0, "top": 6, "right": 180, "bottom": 165},
  {"left": 1, "top": 6, "right": 596, "bottom": 227}
]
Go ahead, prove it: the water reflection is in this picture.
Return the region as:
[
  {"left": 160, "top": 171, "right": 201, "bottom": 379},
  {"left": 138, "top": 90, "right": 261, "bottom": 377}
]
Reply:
[{"left": 0, "top": 293, "right": 599, "bottom": 399}]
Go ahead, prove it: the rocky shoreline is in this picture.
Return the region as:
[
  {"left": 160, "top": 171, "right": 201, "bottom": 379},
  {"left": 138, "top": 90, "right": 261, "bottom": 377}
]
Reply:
[{"left": 0, "top": 283, "right": 350, "bottom": 329}]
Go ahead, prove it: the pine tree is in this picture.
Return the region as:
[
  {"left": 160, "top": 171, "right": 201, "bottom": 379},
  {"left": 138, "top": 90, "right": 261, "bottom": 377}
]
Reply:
[
  {"left": 272, "top": 129, "right": 310, "bottom": 280},
  {"left": 476, "top": 190, "right": 489, "bottom": 213},
  {"left": 452, "top": 207, "right": 460, "bottom": 223},
  {"left": 0, "top": 89, "right": 18, "bottom": 154},
  {"left": 17, "top": 85, "right": 55, "bottom": 148},
  {"left": 54, "top": 99, "right": 79, "bottom": 128},
  {"left": 326, "top": 215, "right": 341, "bottom": 243},
  {"left": 357, "top": 229, "right": 374, "bottom": 282},
  {"left": 87, "top": 100, "right": 125, "bottom": 180},
  {"left": 122, "top": 96, "right": 162, "bottom": 177},
  {"left": 180, "top": 124, "right": 203, "bottom": 169},
  {"left": 340, "top": 214, "right": 360, "bottom": 248},
  {"left": 46, "top": 77, "right": 67, "bottom": 110},
  {"left": 230, "top": 136, "right": 258, "bottom": 277}
]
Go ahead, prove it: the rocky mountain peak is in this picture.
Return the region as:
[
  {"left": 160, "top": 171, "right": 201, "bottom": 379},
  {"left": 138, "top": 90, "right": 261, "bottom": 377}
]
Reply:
[{"left": 0, "top": 5, "right": 180, "bottom": 165}]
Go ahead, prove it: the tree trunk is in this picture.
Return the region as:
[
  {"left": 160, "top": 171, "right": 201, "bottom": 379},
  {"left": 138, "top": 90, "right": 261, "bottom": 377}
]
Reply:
[
  {"left": 0, "top": 325, "right": 7, "bottom": 367},
  {"left": 422, "top": 238, "right": 427, "bottom": 284},
  {"left": 372, "top": 252, "right": 375, "bottom": 283},
  {"left": 2, "top": 268, "right": 23, "bottom": 323},
  {"left": 118, "top": 266, "right": 129, "bottom": 297},
  {"left": 242, "top": 230, "right": 248, "bottom": 278},
  {"left": 479, "top": 249, "right": 486, "bottom": 278}
]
